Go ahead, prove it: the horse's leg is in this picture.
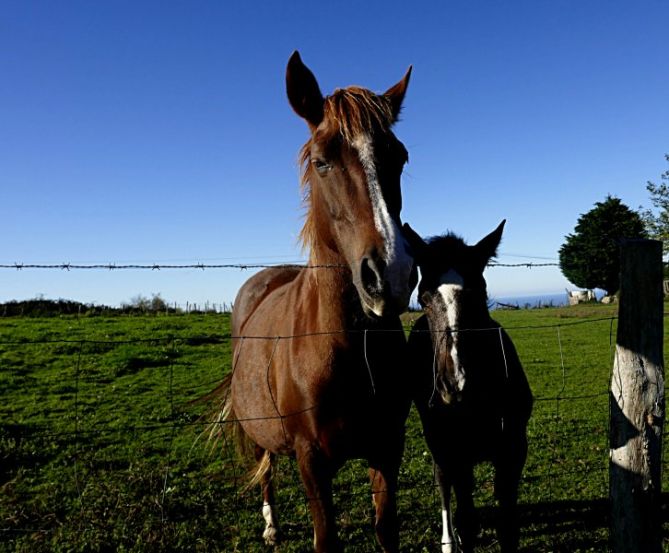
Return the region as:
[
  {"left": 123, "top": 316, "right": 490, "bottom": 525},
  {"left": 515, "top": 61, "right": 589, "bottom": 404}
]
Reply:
[
  {"left": 368, "top": 457, "right": 400, "bottom": 553},
  {"left": 296, "top": 442, "right": 340, "bottom": 553},
  {"left": 494, "top": 432, "right": 527, "bottom": 553},
  {"left": 434, "top": 462, "right": 457, "bottom": 553},
  {"left": 255, "top": 445, "right": 279, "bottom": 545},
  {"left": 452, "top": 462, "right": 478, "bottom": 553}
]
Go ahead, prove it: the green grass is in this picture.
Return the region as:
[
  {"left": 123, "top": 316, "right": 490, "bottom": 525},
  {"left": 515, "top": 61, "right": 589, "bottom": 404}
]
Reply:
[{"left": 0, "top": 304, "right": 666, "bottom": 552}]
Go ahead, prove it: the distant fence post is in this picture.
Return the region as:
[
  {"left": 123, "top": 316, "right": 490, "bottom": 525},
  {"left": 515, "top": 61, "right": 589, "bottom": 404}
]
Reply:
[{"left": 609, "top": 239, "right": 664, "bottom": 553}]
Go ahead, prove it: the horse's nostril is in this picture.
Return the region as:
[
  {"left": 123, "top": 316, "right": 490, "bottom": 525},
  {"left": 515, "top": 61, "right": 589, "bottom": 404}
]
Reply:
[{"left": 360, "top": 256, "right": 384, "bottom": 296}]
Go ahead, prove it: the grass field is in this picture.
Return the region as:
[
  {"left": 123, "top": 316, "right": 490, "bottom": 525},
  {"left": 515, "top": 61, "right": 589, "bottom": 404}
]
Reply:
[{"left": 1, "top": 303, "right": 667, "bottom": 552}]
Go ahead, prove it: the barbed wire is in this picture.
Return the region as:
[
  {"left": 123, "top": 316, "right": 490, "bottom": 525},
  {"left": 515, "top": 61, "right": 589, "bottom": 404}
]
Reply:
[
  {"left": 0, "top": 261, "right": 559, "bottom": 270},
  {"left": 489, "top": 262, "right": 560, "bottom": 268},
  {"left": 0, "top": 262, "right": 344, "bottom": 270}
]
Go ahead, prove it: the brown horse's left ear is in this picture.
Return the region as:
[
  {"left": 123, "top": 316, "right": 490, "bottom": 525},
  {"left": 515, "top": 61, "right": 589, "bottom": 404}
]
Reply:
[
  {"left": 286, "top": 51, "right": 324, "bottom": 129},
  {"left": 384, "top": 66, "right": 412, "bottom": 122},
  {"left": 474, "top": 219, "right": 506, "bottom": 269}
]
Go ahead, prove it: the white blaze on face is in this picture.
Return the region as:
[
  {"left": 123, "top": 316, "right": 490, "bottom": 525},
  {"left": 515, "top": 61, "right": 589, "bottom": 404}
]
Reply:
[
  {"left": 437, "top": 269, "right": 466, "bottom": 393},
  {"left": 352, "top": 133, "right": 413, "bottom": 310}
]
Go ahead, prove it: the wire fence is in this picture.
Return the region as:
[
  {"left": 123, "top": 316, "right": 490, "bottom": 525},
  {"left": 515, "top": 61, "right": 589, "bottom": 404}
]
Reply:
[
  {"left": 2, "top": 310, "right": 661, "bottom": 552},
  {"left": 0, "top": 257, "right": 661, "bottom": 550}
]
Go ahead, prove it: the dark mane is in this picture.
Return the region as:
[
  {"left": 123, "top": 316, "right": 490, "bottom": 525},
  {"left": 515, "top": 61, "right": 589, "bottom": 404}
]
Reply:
[
  {"left": 425, "top": 232, "right": 468, "bottom": 258},
  {"left": 299, "top": 87, "right": 396, "bottom": 251}
]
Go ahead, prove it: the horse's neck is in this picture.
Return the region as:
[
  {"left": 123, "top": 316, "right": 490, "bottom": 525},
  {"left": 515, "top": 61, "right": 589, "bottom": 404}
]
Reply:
[{"left": 306, "top": 247, "right": 364, "bottom": 332}]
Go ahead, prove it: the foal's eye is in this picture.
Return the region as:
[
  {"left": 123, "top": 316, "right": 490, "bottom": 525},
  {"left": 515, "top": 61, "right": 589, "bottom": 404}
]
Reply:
[{"left": 312, "top": 159, "right": 332, "bottom": 176}]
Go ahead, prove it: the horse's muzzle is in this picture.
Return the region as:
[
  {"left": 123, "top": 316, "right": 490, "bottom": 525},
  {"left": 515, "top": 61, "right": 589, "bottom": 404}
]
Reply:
[{"left": 357, "top": 253, "right": 412, "bottom": 318}]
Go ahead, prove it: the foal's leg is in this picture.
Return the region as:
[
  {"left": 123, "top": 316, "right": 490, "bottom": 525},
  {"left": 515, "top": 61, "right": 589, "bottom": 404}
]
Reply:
[
  {"left": 434, "top": 462, "right": 457, "bottom": 553},
  {"left": 296, "top": 442, "right": 340, "bottom": 553},
  {"left": 255, "top": 446, "right": 279, "bottom": 545},
  {"left": 452, "top": 463, "right": 478, "bottom": 553},
  {"left": 494, "top": 432, "right": 528, "bottom": 553},
  {"left": 368, "top": 457, "right": 401, "bottom": 553}
]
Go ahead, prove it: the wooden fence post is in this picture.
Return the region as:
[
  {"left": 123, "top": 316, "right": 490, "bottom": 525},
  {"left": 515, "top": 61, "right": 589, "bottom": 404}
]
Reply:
[{"left": 610, "top": 239, "right": 664, "bottom": 552}]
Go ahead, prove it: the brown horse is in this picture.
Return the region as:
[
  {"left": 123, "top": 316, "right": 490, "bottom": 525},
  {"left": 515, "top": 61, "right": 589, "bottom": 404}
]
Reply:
[
  {"left": 215, "top": 52, "right": 414, "bottom": 552},
  {"left": 404, "top": 221, "right": 533, "bottom": 553}
]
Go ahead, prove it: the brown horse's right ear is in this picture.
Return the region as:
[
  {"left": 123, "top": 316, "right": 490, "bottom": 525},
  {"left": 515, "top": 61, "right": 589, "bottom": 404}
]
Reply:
[
  {"left": 286, "top": 51, "right": 324, "bottom": 129},
  {"left": 384, "top": 66, "right": 412, "bottom": 122},
  {"left": 402, "top": 223, "right": 427, "bottom": 264}
]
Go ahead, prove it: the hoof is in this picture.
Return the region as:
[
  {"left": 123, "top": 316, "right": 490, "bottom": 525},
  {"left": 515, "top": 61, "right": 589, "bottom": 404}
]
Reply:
[
  {"left": 442, "top": 541, "right": 458, "bottom": 553},
  {"left": 263, "top": 524, "right": 278, "bottom": 546}
]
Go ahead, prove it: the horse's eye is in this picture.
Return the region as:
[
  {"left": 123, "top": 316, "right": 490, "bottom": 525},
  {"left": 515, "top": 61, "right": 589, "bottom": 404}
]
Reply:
[{"left": 312, "top": 159, "right": 332, "bottom": 175}]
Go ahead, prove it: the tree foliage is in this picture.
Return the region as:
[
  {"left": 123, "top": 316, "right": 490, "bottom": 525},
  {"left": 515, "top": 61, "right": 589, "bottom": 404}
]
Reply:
[
  {"left": 559, "top": 196, "right": 646, "bottom": 295},
  {"left": 121, "top": 293, "right": 170, "bottom": 313},
  {"left": 639, "top": 153, "right": 669, "bottom": 257}
]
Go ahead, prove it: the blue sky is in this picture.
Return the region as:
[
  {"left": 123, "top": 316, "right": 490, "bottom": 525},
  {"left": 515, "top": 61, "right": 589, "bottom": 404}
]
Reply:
[{"left": 2, "top": 1, "right": 668, "bottom": 307}]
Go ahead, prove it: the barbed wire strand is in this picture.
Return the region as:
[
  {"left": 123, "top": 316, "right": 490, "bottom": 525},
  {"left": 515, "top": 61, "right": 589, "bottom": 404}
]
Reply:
[{"left": 0, "top": 261, "right": 559, "bottom": 271}]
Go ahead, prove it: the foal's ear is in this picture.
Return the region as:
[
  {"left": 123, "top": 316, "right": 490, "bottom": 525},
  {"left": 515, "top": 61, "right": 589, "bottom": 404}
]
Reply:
[
  {"left": 474, "top": 219, "right": 506, "bottom": 270},
  {"left": 384, "top": 66, "right": 412, "bottom": 122},
  {"left": 286, "top": 51, "right": 324, "bottom": 129},
  {"left": 402, "top": 223, "right": 427, "bottom": 263}
]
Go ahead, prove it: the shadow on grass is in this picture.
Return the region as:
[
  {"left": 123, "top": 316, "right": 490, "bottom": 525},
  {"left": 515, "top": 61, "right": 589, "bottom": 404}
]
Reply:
[{"left": 477, "top": 493, "right": 669, "bottom": 552}]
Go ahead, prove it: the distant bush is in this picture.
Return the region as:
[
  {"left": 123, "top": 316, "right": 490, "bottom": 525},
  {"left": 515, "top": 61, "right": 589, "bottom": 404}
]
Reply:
[
  {"left": 0, "top": 294, "right": 230, "bottom": 317},
  {"left": 0, "top": 298, "right": 111, "bottom": 317},
  {"left": 120, "top": 293, "right": 173, "bottom": 314}
]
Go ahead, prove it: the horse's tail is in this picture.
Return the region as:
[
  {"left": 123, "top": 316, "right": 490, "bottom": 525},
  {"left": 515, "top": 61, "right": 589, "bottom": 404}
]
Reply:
[
  {"left": 203, "top": 373, "right": 247, "bottom": 455},
  {"left": 201, "top": 374, "right": 272, "bottom": 492},
  {"left": 246, "top": 449, "right": 272, "bottom": 492}
]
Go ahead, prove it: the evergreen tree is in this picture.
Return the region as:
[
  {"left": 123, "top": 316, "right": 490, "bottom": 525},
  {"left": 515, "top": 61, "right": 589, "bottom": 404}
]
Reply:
[{"left": 559, "top": 196, "right": 646, "bottom": 295}]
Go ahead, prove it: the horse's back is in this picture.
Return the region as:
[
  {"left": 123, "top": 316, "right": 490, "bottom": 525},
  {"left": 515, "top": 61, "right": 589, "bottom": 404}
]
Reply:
[{"left": 232, "top": 266, "right": 302, "bottom": 336}]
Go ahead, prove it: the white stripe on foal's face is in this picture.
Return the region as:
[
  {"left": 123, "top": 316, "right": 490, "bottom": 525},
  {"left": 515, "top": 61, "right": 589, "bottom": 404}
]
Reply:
[
  {"left": 437, "top": 269, "right": 466, "bottom": 393},
  {"left": 352, "top": 133, "right": 413, "bottom": 311}
]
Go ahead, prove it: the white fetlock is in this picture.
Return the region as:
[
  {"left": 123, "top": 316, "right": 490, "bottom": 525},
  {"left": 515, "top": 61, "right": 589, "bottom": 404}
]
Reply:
[
  {"left": 441, "top": 507, "right": 458, "bottom": 553},
  {"left": 262, "top": 502, "right": 278, "bottom": 545}
]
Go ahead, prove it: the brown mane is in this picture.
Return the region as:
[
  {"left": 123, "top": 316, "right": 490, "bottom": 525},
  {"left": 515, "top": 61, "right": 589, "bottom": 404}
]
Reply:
[{"left": 298, "top": 87, "right": 396, "bottom": 252}]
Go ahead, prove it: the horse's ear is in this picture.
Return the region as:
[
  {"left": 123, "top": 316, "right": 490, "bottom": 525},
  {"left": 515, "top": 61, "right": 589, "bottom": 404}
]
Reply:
[
  {"left": 474, "top": 219, "right": 506, "bottom": 269},
  {"left": 402, "top": 222, "right": 427, "bottom": 264},
  {"left": 384, "top": 65, "right": 412, "bottom": 122},
  {"left": 286, "top": 51, "right": 324, "bottom": 129}
]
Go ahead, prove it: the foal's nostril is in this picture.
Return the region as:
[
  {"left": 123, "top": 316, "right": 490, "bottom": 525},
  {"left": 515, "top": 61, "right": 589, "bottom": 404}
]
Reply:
[{"left": 360, "top": 256, "right": 385, "bottom": 296}]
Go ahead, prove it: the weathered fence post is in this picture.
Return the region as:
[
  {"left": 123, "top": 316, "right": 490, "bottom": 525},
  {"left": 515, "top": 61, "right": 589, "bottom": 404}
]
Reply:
[{"left": 610, "top": 239, "right": 664, "bottom": 553}]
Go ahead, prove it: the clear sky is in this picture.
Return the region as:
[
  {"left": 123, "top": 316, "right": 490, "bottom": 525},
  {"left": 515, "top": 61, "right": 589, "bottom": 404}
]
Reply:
[{"left": 2, "top": 1, "right": 668, "bottom": 307}]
